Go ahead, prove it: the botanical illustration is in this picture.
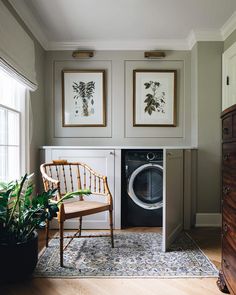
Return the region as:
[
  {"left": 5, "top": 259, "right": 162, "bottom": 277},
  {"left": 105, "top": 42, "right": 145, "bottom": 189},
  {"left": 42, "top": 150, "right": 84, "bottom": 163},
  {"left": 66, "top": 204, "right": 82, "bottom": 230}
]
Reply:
[
  {"left": 72, "top": 81, "right": 95, "bottom": 117},
  {"left": 144, "top": 81, "right": 166, "bottom": 115}
]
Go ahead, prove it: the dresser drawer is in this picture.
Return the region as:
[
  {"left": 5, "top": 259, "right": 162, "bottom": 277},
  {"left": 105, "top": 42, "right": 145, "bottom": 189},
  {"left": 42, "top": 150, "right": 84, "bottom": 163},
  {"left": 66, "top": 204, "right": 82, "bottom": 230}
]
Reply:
[
  {"left": 222, "top": 170, "right": 236, "bottom": 209},
  {"left": 222, "top": 143, "right": 236, "bottom": 167},
  {"left": 222, "top": 235, "right": 236, "bottom": 292},
  {"left": 222, "top": 115, "right": 232, "bottom": 141},
  {"left": 222, "top": 204, "right": 236, "bottom": 250}
]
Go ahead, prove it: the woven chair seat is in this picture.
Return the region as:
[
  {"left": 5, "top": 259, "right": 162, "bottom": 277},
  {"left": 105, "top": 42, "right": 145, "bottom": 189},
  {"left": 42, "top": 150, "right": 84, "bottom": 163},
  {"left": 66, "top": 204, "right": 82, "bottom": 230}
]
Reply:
[{"left": 64, "top": 200, "right": 110, "bottom": 218}]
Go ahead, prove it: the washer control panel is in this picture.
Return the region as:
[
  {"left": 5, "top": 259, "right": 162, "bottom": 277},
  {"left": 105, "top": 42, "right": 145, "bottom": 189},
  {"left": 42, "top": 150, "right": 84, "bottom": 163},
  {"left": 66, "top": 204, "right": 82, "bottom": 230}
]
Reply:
[
  {"left": 125, "top": 150, "right": 163, "bottom": 162},
  {"left": 147, "top": 152, "right": 156, "bottom": 161}
]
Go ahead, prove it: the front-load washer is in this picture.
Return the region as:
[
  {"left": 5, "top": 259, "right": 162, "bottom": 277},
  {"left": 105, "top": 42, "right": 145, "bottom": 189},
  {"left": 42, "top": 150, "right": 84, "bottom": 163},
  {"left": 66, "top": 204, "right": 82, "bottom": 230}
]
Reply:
[{"left": 121, "top": 149, "right": 163, "bottom": 227}]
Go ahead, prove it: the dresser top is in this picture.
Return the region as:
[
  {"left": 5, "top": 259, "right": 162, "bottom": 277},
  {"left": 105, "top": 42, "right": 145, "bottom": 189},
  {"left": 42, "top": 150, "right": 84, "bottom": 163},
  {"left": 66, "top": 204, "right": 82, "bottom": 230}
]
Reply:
[{"left": 222, "top": 104, "right": 236, "bottom": 118}]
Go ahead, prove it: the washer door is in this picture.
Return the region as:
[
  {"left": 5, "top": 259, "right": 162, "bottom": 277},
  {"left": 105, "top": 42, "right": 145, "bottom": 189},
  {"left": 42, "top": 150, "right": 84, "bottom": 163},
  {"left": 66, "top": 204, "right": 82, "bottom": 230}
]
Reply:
[{"left": 128, "top": 163, "right": 163, "bottom": 210}]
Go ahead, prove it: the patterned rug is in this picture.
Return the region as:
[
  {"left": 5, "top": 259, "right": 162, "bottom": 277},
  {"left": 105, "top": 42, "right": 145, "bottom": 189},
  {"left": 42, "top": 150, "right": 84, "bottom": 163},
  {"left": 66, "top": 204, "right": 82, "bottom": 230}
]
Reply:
[{"left": 34, "top": 232, "right": 218, "bottom": 278}]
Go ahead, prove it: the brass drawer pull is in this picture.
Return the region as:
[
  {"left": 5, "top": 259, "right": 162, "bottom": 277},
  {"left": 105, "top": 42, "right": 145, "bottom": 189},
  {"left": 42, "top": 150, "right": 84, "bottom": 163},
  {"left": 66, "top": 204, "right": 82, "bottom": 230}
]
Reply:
[
  {"left": 223, "top": 259, "right": 230, "bottom": 269},
  {"left": 223, "top": 223, "right": 228, "bottom": 233},
  {"left": 223, "top": 153, "right": 230, "bottom": 161},
  {"left": 223, "top": 186, "right": 230, "bottom": 195},
  {"left": 223, "top": 127, "right": 229, "bottom": 134}
]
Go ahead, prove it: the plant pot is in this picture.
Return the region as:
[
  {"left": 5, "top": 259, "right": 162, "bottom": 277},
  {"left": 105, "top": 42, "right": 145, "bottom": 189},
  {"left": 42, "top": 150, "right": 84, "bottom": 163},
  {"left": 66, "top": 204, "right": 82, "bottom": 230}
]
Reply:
[{"left": 0, "top": 231, "right": 38, "bottom": 281}]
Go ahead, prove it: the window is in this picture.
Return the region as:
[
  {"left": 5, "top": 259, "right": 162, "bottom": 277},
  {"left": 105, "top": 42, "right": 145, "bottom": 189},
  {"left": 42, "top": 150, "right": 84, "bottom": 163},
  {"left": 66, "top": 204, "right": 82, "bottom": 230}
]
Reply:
[{"left": 0, "top": 68, "right": 28, "bottom": 182}]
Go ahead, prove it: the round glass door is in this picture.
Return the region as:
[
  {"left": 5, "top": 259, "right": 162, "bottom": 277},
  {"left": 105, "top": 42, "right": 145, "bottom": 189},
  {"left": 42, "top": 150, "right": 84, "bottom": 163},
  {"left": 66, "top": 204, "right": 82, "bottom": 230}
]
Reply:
[{"left": 128, "top": 164, "right": 163, "bottom": 210}]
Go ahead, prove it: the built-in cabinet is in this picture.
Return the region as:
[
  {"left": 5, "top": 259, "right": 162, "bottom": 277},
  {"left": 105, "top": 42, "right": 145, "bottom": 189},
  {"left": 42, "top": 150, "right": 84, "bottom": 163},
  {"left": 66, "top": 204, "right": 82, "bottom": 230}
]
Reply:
[
  {"left": 41, "top": 146, "right": 196, "bottom": 251},
  {"left": 44, "top": 148, "right": 115, "bottom": 229}
]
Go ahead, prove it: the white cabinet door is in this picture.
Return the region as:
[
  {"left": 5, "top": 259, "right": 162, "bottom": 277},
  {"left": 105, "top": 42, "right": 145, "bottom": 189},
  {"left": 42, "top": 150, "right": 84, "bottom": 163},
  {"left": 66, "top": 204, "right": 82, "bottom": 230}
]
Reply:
[
  {"left": 162, "top": 149, "right": 183, "bottom": 251},
  {"left": 48, "top": 149, "right": 115, "bottom": 229},
  {"left": 222, "top": 42, "right": 236, "bottom": 111}
]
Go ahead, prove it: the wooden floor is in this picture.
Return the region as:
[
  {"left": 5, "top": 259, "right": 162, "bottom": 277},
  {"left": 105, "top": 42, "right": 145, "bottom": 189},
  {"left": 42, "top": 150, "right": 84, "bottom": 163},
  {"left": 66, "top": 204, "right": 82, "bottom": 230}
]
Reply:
[{"left": 0, "top": 227, "right": 222, "bottom": 295}]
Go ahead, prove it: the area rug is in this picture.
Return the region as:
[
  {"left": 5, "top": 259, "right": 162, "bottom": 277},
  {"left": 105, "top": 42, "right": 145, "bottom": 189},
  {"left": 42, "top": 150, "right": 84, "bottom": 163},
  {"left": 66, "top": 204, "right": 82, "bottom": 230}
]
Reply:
[{"left": 34, "top": 232, "right": 218, "bottom": 278}]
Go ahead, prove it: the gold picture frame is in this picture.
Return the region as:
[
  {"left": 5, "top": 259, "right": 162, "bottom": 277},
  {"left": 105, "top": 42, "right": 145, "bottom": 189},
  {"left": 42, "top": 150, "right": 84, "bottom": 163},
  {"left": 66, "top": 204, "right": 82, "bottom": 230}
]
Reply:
[
  {"left": 62, "top": 69, "right": 106, "bottom": 127},
  {"left": 133, "top": 70, "right": 177, "bottom": 127}
]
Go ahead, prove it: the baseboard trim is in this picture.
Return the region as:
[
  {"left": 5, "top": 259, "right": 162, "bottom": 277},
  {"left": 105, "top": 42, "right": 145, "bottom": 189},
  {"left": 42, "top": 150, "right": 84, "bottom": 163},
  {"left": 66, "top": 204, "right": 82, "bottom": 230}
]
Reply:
[{"left": 195, "top": 213, "right": 222, "bottom": 227}]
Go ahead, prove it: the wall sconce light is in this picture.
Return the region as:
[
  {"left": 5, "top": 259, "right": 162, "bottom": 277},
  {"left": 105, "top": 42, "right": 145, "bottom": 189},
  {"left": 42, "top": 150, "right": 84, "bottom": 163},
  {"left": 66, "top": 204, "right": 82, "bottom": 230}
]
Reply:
[
  {"left": 72, "top": 50, "right": 94, "bottom": 58},
  {"left": 144, "top": 51, "right": 166, "bottom": 59}
]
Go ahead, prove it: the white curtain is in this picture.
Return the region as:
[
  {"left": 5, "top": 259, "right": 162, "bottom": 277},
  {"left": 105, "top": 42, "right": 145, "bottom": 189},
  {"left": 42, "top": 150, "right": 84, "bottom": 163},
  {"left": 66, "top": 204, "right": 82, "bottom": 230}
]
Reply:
[{"left": 0, "top": 0, "right": 37, "bottom": 91}]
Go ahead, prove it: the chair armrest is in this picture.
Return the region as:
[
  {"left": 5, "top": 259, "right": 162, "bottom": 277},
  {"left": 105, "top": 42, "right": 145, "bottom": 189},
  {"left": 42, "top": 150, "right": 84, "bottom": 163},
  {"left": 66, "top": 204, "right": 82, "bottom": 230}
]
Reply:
[
  {"left": 40, "top": 164, "right": 60, "bottom": 197},
  {"left": 40, "top": 170, "right": 59, "bottom": 186}
]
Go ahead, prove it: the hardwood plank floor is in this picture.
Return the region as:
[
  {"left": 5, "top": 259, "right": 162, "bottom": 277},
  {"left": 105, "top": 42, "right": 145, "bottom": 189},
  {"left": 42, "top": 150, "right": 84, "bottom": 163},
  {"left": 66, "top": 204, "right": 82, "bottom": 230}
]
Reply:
[{"left": 0, "top": 227, "right": 222, "bottom": 295}]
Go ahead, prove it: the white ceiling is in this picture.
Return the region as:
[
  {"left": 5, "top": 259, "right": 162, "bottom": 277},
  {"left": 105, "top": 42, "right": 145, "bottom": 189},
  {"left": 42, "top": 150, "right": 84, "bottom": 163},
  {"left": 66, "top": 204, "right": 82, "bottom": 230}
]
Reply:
[{"left": 8, "top": 0, "right": 236, "bottom": 50}]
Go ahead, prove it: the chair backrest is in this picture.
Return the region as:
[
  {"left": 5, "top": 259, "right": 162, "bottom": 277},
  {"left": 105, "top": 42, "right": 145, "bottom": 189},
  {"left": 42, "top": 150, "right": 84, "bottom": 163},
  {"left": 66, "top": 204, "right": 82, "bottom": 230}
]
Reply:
[{"left": 40, "top": 160, "right": 109, "bottom": 199}]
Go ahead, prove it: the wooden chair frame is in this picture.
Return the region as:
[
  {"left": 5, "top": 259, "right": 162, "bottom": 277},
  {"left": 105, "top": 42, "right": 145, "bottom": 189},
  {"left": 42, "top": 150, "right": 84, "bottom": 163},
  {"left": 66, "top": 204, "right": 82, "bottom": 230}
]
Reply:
[{"left": 40, "top": 160, "right": 114, "bottom": 267}]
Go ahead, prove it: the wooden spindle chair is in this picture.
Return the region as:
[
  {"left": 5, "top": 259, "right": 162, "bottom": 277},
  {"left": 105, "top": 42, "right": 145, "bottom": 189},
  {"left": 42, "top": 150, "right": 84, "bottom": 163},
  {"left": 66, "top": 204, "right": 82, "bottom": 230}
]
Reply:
[{"left": 40, "top": 160, "right": 114, "bottom": 267}]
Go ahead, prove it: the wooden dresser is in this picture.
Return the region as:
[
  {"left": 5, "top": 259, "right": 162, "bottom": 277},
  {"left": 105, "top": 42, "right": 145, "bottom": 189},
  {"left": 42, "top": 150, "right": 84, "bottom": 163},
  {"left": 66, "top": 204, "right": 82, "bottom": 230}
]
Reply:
[{"left": 217, "top": 104, "right": 236, "bottom": 294}]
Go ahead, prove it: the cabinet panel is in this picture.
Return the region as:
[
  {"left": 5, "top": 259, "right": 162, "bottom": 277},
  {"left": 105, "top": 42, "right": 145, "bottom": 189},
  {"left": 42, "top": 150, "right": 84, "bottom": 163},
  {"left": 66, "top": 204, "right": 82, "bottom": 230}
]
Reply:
[
  {"left": 47, "top": 149, "right": 115, "bottom": 229},
  {"left": 163, "top": 149, "right": 183, "bottom": 251}
]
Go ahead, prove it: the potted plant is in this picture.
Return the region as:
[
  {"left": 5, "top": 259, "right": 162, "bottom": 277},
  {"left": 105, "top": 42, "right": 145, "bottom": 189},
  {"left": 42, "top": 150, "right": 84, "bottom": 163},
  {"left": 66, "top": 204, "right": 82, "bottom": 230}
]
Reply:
[{"left": 0, "top": 174, "right": 90, "bottom": 281}]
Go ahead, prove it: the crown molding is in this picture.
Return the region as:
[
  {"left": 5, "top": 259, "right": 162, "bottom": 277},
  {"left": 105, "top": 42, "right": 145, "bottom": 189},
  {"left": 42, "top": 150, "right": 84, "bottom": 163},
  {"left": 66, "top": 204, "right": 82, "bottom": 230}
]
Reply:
[
  {"left": 8, "top": 0, "right": 49, "bottom": 49},
  {"left": 47, "top": 39, "right": 190, "bottom": 51},
  {"left": 187, "top": 30, "right": 223, "bottom": 50},
  {"left": 221, "top": 11, "right": 236, "bottom": 40},
  {"left": 187, "top": 31, "right": 197, "bottom": 49},
  {"left": 194, "top": 30, "right": 223, "bottom": 41}
]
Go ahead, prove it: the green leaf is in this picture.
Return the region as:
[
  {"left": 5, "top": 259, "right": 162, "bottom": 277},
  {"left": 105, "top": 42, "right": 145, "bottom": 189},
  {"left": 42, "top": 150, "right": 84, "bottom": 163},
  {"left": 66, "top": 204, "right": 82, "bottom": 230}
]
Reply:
[
  {"left": 58, "top": 189, "right": 91, "bottom": 203},
  {"left": 144, "top": 82, "right": 151, "bottom": 89}
]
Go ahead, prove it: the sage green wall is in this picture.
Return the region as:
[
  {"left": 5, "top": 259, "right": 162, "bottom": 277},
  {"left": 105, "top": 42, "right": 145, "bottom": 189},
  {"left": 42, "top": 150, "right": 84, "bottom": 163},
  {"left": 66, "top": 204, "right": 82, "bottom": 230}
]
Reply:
[
  {"left": 195, "top": 41, "right": 223, "bottom": 213},
  {"left": 224, "top": 29, "right": 236, "bottom": 51},
  {"left": 45, "top": 50, "right": 192, "bottom": 146},
  {"left": 3, "top": 0, "right": 46, "bottom": 188}
]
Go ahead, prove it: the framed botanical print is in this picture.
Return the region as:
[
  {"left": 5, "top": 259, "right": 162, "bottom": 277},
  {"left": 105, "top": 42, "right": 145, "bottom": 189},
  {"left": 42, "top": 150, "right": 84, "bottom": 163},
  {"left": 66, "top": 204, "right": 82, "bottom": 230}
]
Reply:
[
  {"left": 133, "top": 70, "right": 177, "bottom": 126},
  {"left": 62, "top": 70, "right": 106, "bottom": 127}
]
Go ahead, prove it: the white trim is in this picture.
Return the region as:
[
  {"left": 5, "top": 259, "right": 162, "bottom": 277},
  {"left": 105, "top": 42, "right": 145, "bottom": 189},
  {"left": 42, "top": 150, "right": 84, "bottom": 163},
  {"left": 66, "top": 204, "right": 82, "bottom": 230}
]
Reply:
[
  {"left": 187, "top": 30, "right": 223, "bottom": 50},
  {"left": 42, "top": 32, "right": 223, "bottom": 51},
  {"left": 24, "top": 90, "right": 30, "bottom": 174},
  {"left": 195, "top": 213, "right": 222, "bottom": 227},
  {"left": 194, "top": 30, "right": 223, "bottom": 42},
  {"left": 18, "top": 88, "right": 30, "bottom": 176},
  {"left": 46, "top": 39, "right": 190, "bottom": 51},
  {"left": 114, "top": 149, "right": 121, "bottom": 229},
  {"left": 221, "top": 11, "right": 236, "bottom": 41},
  {"left": 40, "top": 146, "right": 197, "bottom": 150},
  {"left": 187, "top": 31, "right": 197, "bottom": 50}
]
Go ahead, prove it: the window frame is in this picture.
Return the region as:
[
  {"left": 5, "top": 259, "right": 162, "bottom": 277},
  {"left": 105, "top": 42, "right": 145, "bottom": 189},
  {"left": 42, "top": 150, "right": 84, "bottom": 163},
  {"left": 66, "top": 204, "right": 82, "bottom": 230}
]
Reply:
[{"left": 0, "top": 85, "right": 29, "bottom": 182}]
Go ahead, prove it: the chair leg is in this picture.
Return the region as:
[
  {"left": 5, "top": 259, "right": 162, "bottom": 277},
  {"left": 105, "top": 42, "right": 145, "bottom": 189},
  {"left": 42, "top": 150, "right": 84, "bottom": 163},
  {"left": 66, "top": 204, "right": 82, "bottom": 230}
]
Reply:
[
  {"left": 109, "top": 210, "right": 114, "bottom": 248},
  {"left": 59, "top": 221, "right": 64, "bottom": 267},
  {"left": 79, "top": 217, "right": 83, "bottom": 237},
  {"left": 45, "top": 219, "right": 49, "bottom": 247}
]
